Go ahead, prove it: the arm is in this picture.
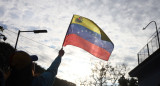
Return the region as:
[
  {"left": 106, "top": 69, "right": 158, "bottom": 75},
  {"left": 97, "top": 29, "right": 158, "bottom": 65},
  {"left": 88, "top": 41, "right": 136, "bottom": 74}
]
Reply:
[{"left": 32, "top": 49, "right": 64, "bottom": 86}]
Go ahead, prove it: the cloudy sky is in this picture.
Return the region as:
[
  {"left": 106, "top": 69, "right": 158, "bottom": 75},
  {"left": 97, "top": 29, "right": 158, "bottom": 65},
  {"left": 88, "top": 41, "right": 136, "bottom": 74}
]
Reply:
[{"left": 0, "top": 0, "right": 160, "bottom": 85}]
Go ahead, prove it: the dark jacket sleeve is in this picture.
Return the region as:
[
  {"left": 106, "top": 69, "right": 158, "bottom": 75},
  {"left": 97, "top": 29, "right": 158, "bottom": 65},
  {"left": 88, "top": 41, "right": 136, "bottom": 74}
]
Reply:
[{"left": 32, "top": 55, "right": 62, "bottom": 86}]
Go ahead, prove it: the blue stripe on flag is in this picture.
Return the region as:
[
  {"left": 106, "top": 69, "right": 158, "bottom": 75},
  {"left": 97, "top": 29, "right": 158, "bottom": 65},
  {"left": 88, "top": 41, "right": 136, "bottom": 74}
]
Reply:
[{"left": 67, "top": 24, "right": 114, "bottom": 53}]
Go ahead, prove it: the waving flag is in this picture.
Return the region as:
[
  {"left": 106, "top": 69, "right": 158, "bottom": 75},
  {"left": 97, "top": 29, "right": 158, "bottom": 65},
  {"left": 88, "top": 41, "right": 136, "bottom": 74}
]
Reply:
[{"left": 63, "top": 15, "right": 114, "bottom": 61}]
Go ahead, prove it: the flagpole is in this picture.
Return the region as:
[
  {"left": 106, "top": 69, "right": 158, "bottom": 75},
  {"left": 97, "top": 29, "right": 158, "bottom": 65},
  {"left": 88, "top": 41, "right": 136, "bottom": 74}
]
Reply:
[{"left": 61, "top": 15, "right": 74, "bottom": 48}]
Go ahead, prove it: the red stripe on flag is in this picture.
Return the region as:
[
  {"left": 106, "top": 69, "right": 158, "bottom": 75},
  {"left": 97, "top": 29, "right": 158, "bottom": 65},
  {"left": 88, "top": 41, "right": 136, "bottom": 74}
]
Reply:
[{"left": 63, "top": 34, "right": 111, "bottom": 61}]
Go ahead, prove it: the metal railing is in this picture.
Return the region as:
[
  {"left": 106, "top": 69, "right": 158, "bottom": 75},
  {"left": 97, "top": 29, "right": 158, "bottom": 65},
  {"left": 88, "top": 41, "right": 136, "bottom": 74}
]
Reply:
[{"left": 137, "top": 31, "right": 159, "bottom": 64}]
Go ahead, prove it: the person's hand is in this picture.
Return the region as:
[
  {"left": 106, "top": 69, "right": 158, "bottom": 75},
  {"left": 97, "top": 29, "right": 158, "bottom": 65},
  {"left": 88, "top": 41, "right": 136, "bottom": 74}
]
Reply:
[{"left": 58, "top": 48, "right": 65, "bottom": 57}]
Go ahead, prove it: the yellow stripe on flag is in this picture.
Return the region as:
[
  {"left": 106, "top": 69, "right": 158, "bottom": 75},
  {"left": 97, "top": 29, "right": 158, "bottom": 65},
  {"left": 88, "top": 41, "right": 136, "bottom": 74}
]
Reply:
[
  {"left": 71, "top": 15, "right": 101, "bottom": 34},
  {"left": 71, "top": 15, "right": 112, "bottom": 42}
]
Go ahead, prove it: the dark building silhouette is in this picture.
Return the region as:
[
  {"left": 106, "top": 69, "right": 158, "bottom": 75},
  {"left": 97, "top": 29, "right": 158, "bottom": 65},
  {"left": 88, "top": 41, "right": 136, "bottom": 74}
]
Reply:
[{"left": 129, "top": 33, "right": 160, "bottom": 86}]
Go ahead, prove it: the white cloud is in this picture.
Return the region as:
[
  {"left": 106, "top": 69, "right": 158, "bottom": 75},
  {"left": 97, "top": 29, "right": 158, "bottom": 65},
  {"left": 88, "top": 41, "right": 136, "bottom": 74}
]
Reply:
[{"left": 0, "top": 0, "right": 160, "bottom": 85}]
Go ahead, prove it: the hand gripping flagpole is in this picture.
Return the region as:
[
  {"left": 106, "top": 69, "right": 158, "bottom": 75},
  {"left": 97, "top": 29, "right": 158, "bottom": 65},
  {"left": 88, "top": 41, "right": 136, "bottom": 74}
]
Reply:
[{"left": 61, "top": 15, "right": 74, "bottom": 49}]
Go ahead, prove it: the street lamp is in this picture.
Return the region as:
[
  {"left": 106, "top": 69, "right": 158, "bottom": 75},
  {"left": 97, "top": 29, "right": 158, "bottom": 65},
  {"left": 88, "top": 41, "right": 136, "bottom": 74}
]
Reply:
[
  {"left": 143, "top": 21, "right": 160, "bottom": 48},
  {"left": 15, "top": 30, "right": 47, "bottom": 49}
]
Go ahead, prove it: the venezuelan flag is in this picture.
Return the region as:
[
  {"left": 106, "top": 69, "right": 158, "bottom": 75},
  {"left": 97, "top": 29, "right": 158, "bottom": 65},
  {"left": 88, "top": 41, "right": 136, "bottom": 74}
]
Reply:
[{"left": 63, "top": 15, "right": 114, "bottom": 61}]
